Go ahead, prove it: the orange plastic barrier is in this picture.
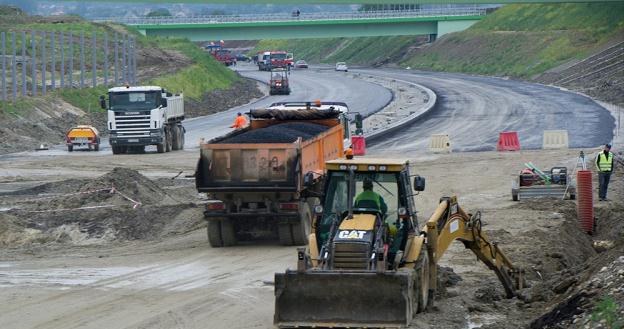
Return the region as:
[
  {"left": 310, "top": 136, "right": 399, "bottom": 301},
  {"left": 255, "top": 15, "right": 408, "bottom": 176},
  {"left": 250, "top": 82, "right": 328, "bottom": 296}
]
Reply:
[
  {"left": 496, "top": 131, "right": 520, "bottom": 151},
  {"left": 351, "top": 135, "right": 366, "bottom": 156}
]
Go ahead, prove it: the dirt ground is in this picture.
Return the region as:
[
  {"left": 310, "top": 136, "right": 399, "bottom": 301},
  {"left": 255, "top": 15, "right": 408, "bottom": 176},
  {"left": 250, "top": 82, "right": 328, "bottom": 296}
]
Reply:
[{"left": 0, "top": 147, "right": 622, "bottom": 329}]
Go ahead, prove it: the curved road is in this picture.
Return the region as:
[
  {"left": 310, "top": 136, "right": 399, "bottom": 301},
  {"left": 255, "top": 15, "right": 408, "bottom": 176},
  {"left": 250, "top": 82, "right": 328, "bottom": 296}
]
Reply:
[{"left": 359, "top": 69, "right": 613, "bottom": 153}]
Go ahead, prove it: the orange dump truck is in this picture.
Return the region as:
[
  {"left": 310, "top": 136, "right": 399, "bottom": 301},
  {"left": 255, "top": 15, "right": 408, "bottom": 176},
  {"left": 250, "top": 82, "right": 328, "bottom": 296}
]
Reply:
[
  {"left": 195, "top": 103, "right": 351, "bottom": 247},
  {"left": 65, "top": 125, "right": 100, "bottom": 152}
]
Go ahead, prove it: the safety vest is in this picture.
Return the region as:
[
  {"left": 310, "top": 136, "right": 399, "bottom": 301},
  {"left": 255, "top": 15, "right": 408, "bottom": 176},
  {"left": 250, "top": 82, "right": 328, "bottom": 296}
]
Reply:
[
  {"left": 596, "top": 151, "right": 613, "bottom": 172},
  {"left": 355, "top": 190, "right": 382, "bottom": 209}
]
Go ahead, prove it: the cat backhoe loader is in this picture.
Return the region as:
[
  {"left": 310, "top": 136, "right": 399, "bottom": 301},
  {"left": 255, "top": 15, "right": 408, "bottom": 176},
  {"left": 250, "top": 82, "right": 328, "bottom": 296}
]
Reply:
[{"left": 274, "top": 157, "right": 524, "bottom": 328}]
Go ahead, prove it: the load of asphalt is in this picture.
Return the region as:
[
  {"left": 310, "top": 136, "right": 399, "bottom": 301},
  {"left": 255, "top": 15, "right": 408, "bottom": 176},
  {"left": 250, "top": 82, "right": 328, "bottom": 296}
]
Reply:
[
  {"left": 218, "top": 122, "right": 329, "bottom": 144},
  {"left": 0, "top": 168, "right": 203, "bottom": 248}
]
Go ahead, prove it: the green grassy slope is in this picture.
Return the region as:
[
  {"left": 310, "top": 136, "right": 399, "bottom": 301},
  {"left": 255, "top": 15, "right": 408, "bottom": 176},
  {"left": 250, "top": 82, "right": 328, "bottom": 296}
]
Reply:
[
  {"left": 402, "top": 3, "right": 624, "bottom": 78},
  {"left": 0, "top": 12, "right": 237, "bottom": 113}
]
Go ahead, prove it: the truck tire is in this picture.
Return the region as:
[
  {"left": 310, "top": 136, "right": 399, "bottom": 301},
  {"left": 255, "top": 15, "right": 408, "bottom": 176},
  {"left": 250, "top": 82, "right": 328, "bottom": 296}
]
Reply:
[
  {"left": 221, "top": 219, "right": 237, "bottom": 246},
  {"left": 171, "top": 125, "right": 179, "bottom": 151},
  {"left": 291, "top": 205, "right": 312, "bottom": 246},
  {"left": 165, "top": 128, "right": 172, "bottom": 152},
  {"left": 278, "top": 224, "right": 294, "bottom": 246},
  {"left": 112, "top": 145, "right": 121, "bottom": 154},
  {"left": 67, "top": 145, "right": 73, "bottom": 152},
  {"left": 178, "top": 125, "right": 185, "bottom": 150},
  {"left": 415, "top": 250, "right": 430, "bottom": 313},
  {"left": 94, "top": 143, "right": 99, "bottom": 151},
  {"left": 207, "top": 220, "right": 224, "bottom": 248},
  {"left": 157, "top": 141, "right": 165, "bottom": 153}
]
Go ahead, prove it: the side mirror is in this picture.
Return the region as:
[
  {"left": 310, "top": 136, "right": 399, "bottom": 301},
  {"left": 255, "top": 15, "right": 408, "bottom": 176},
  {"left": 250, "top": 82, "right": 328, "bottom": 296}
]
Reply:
[
  {"left": 161, "top": 98, "right": 167, "bottom": 107},
  {"left": 99, "top": 95, "right": 106, "bottom": 110},
  {"left": 413, "top": 175, "right": 425, "bottom": 192},
  {"left": 303, "top": 172, "right": 315, "bottom": 187}
]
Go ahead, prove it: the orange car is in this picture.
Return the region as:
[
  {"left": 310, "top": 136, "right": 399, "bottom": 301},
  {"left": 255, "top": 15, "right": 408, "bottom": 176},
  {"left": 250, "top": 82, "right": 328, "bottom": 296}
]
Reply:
[{"left": 65, "top": 125, "right": 100, "bottom": 152}]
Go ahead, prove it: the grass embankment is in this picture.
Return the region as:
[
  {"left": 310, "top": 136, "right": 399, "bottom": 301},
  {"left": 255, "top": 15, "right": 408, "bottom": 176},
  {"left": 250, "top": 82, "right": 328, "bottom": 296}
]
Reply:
[
  {"left": 252, "top": 35, "right": 420, "bottom": 65},
  {"left": 147, "top": 37, "right": 237, "bottom": 100},
  {"left": 402, "top": 3, "right": 624, "bottom": 78},
  {"left": 0, "top": 10, "right": 237, "bottom": 113}
]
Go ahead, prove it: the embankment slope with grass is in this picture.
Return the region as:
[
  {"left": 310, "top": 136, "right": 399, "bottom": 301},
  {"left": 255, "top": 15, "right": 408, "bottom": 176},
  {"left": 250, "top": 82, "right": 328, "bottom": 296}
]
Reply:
[{"left": 0, "top": 7, "right": 261, "bottom": 154}]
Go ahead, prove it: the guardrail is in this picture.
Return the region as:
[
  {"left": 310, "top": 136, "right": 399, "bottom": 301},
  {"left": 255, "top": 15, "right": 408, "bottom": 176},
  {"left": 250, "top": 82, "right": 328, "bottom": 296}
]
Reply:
[{"left": 94, "top": 8, "right": 487, "bottom": 25}]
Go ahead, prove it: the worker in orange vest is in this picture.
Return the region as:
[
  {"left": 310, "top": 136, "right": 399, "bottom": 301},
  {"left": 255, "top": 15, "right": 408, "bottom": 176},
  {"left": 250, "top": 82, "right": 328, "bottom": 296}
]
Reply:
[{"left": 230, "top": 112, "right": 248, "bottom": 129}]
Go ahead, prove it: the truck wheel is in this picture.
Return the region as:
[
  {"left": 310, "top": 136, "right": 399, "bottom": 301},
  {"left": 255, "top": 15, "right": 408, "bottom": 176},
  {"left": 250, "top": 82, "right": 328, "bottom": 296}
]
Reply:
[
  {"left": 278, "top": 224, "right": 294, "bottom": 246},
  {"left": 165, "top": 129, "right": 172, "bottom": 152},
  {"left": 512, "top": 190, "right": 519, "bottom": 201},
  {"left": 207, "top": 220, "right": 224, "bottom": 248},
  {"left": 178, "top": 125, "right": 185, "bottom": 150},
  {"left": 291, "top": 205, "right": 312, "bottom": 246},
  {"left": 221, "top": 219, "right": 237, "bottom": 246},
  {"left": 415, "top": 250, "right": 430, "bottom": 313},
  {"left": 94, "top": 144, "right": 100, "bottom": 151},
  {"left": 112, "top": 145, "right": 120, "bottom": 154},
  {"left": 171, "top": 125, "right": 180, "bottom": 151},
  {"left": 67, "top": 145, "right": 73, "bottom": 152},
  {"left": 157, "top": 142, "right": 165, "bottom": 153}
]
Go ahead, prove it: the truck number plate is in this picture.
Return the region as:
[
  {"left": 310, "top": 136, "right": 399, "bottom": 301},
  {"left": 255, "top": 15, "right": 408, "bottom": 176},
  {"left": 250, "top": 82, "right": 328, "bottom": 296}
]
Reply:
[
  {"left": 74, "top": 138, "right": 88, "bottom": 143},
  {"left": 128, "top": 139, "right": 139, "bottom": 143}
]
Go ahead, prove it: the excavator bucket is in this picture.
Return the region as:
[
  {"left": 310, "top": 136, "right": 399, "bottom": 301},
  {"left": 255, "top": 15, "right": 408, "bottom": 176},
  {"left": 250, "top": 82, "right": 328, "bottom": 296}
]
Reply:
[{"left": 274, "top": 270, "right": 415, "bottom": 328}]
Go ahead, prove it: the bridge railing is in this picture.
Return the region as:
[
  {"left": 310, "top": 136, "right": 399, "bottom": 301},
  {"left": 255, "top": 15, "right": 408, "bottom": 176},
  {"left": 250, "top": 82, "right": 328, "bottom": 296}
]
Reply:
[{"left": 94, "top": 8, "right": 486, "bottom": 25}]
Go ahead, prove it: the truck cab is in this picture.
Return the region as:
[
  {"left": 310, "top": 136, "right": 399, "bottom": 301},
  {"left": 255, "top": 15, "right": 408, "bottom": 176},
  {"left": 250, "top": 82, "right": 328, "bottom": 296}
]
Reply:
[{"left": 103, "top": 86, "right": 185, "bottom": 154}]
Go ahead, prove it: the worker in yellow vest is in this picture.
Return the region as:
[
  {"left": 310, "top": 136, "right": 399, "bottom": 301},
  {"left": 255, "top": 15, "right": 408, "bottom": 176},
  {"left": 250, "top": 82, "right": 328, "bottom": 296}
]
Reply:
[{"left": 595, "top": 143, "right": 614, "bottom": 201}]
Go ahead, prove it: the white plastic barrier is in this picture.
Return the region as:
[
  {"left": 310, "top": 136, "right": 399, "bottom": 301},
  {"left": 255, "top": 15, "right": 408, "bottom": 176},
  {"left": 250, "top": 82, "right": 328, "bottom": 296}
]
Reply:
[
  {"left": 429, "top": 134, "right": 451, "bottom": 153},
  {"left": 543, "top": 130, "right": 569, "bottom": 149}
]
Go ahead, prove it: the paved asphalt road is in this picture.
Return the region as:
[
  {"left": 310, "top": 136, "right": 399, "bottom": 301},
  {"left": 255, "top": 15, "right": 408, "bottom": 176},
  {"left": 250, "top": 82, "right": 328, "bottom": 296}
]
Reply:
[{"left": 358, "top": 69, "right": 613, "bottom": 153}]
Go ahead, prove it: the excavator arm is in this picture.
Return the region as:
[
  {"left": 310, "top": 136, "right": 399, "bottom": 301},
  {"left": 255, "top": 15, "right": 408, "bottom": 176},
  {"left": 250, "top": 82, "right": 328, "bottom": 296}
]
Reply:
[{"left": 422, "top": 196, "right": 524, "bottom": 298}]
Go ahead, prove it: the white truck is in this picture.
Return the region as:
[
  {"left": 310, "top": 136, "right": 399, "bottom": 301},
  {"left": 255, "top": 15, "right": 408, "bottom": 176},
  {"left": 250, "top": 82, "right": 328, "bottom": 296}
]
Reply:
[{"left": 100, "top": 86, "right": 185, "bottom": 154}]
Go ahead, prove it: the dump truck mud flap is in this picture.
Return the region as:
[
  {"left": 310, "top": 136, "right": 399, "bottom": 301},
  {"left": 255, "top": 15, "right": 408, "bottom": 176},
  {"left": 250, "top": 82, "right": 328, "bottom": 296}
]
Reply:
[{"left": 274, "top": 270, "right": 415, "bottom": 328}]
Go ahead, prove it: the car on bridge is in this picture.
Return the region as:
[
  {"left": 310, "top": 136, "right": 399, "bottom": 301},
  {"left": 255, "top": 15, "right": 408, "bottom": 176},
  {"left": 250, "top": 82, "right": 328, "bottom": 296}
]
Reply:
[{"left": 335, "top": 62, "right": 348, "bottom": 72}]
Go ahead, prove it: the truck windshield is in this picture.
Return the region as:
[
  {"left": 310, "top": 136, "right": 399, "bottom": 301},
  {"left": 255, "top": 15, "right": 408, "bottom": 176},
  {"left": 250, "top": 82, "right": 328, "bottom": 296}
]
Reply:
[
  {"left": 271, "top": 53, "right": 287, "bottom": 60},
  {"left": 109, "top": 91, "right": 158, "bottom": 110}
]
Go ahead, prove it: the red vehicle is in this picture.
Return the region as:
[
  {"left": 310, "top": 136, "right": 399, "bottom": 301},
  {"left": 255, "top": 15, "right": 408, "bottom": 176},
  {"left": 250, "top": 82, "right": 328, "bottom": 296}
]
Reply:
[
  {"left": 205, "top": 43, "right": 235, "bottom": 66},
  {"left": 270, "top": 51, "right": 289, "bottom": 69}
]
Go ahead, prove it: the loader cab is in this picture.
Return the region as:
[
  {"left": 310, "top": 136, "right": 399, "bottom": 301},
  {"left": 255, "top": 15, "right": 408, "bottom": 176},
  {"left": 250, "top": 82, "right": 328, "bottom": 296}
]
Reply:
[{"left": 315, "top": 158, "right": 419, "bottom": 248}]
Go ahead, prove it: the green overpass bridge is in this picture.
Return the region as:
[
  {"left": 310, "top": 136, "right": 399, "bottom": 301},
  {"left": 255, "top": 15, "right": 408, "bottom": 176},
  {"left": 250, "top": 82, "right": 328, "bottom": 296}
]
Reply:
[{"left": 101, "top": 9, "right": 485, "bottom": 41}]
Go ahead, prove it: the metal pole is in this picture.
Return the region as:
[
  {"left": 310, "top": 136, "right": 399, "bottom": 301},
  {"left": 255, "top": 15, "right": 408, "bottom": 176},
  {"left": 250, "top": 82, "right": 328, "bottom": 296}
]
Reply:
[
  {"left": 68, "top": 31, "right": 73, "bottom": 88},
  {"left": 60, "top": 32, "right": 64, "bottom": 88},
  {"left": 1, "top": 32, "right": 5, "bottom": 101},
  {"left": 21, "top": 31, "right": 26, "bottom": 96},
  {"left": 121, "top": 34, "right": 126, "bottom": 84},
  {"left": 114, "top": 33, "right": 118, "bottom": 85},
  {"left": 50, "top": 31, "right": 55, "bottom": 90},
  {"left": 41, "top": 31, "right": 46, "bottom": 96},
  {"left": 80, "top": 31, "right": 84, "bottom": 88},
  {"left": 131, "top": 37, "right": 136, "bottom": 84},
  {"left": 31, "top": 30, "right": 36, "bottom": 96},
  {"left": 104, "top": 32, "right": 108, "bottom": 86},
  {"left": 11, "top": 32, "right": 16, "bottom": 101},
  {"left": 92, "top": 32, "right": 97, "bottom": 87}
]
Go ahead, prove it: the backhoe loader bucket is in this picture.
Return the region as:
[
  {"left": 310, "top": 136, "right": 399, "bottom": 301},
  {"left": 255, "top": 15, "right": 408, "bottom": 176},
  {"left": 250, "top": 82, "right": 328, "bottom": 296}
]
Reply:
[{"left": 274, "top": 270, "right": 415, "bottom": 328}]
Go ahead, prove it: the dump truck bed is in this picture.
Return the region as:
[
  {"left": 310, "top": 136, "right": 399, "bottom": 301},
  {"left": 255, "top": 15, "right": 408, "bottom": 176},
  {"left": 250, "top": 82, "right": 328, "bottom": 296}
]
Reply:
[{"left": 196, "top": 120, "right": 344, "bottom": 192}]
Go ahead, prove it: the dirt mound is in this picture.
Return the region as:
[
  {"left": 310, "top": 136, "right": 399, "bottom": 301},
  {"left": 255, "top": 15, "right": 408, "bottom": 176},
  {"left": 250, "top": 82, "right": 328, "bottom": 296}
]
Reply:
[
  {"left": 0, "top": 168, "right": 202, "bottom": 247},
  {"left": 218, "top": 122, "right": 329, "bottom": 144}
]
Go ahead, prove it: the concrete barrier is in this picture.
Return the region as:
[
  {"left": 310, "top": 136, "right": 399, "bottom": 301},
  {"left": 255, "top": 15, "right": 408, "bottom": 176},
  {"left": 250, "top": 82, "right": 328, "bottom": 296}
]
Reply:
[
  {"left": 543, "top": 130, "right": 569, "bottom": 149},
  {"left": 429, "top": 134, "right": 451, "bottom": 153}
]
